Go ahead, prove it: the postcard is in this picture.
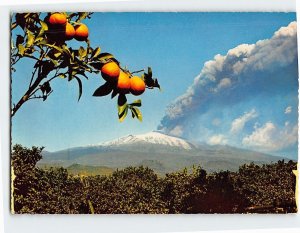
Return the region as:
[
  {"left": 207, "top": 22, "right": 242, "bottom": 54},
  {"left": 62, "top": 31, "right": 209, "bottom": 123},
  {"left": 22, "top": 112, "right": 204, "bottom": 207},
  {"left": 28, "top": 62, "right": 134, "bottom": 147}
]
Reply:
[{"left": 10, "top": 12, "right": 298, "bottom": 214}]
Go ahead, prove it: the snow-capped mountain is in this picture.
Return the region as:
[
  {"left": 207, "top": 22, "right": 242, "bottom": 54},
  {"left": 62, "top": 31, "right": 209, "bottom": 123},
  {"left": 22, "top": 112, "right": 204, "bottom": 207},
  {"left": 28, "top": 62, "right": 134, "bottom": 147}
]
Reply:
[
  {"left": 41, "top": 131, "right": 287, "bottom": 173},
  {"left": 101, "top": 131, "right": 194, "bottom": 150}
]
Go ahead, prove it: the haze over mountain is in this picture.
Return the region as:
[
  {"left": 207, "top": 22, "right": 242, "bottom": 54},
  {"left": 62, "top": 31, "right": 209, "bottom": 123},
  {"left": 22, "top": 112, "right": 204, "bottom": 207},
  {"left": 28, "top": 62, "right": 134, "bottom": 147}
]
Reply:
[{"left": 40, "top": 131, "right": 289, "bottom": 174}]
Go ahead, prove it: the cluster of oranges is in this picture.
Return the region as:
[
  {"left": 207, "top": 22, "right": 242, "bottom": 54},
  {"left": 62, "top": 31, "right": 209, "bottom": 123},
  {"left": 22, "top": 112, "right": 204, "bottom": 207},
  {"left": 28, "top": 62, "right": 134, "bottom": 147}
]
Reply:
[
  {"left": 101, "top": 61, "right": 146, "bottom": 96},
  {"left": 45, "top": 13, "right": 89, "bottom": 43}
]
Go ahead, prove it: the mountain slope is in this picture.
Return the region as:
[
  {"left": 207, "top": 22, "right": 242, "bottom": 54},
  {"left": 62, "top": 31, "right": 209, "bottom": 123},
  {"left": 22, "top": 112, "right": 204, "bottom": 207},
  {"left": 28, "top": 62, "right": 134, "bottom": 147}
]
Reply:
[
  {"left": 40, "top": 131, "right": 288, "bottom": 173},
  {"left": 101, "top": 131, "right": 195, "bottom": 150}
]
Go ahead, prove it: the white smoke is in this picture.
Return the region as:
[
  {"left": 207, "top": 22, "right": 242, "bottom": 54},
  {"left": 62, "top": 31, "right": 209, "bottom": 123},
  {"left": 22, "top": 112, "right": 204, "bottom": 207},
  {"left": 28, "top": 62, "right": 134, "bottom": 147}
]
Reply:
[{"left": 158, "top": 22, "right": 298, "bottom": 147}]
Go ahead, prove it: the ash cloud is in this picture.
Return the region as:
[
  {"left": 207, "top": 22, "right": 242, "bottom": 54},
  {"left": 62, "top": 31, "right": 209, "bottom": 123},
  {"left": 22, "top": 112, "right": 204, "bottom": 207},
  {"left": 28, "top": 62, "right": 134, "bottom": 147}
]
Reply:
[{"left": 158, "top": 22, "right": 298, "bottom": 149}]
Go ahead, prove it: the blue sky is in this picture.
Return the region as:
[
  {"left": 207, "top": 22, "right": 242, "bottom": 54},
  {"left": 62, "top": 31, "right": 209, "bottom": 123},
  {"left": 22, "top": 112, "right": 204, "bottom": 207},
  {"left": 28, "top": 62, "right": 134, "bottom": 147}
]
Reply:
[{"left": 12, "top": 13, "right": 298, "bottom": 159}]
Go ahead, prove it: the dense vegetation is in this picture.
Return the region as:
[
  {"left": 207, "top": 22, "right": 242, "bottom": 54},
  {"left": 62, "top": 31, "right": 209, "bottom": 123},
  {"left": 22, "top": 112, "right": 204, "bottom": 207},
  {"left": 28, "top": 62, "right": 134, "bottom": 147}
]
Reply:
[{"left": 11, "top": 144, "right": 297, "bottom": 214}]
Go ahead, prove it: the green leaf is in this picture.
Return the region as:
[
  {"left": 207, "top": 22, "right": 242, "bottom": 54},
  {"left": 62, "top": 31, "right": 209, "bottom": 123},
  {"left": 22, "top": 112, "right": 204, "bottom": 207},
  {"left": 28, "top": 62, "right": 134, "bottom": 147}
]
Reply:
[
  {"left": 45, "top": 43, "right": 64, "bottom": 53},
  {"left": 98, "top": 53, "right": 115, "bottom": 64},
  {"left": 93, "top": 82, "right": 113, "bottom": 96},
  {"left": 40, "top": 20, "right": 48, "bottom": 31},
  {"left": 50, "top": 58, "right": 59, "bottom": 66},
  {"left": 11, "top": 22, "right": 17, "bottom": 30},
  {"left": 78, "top": 46, "right": 84, "bottom": 57},
  {"left": 71, "top": 64, "right": 80, "bottom": 70},
  {"left": 118, "top": 104, "right": 128, "bottom": 122},
  {"left": 34, "top": 37, "right": 45, "bottom": 43},
  {"left": 91, "top": 47, "right": 101, "bottom": 59},
  {"left": 153, "top": 78, "right": 161, "bottom": 89},
  {"left": 74, "top": 76, "right": 83, "bottom": 101},
  {"left": 144, "top": 74, "right": 155, "bottom": 88},
  {"left": 78, "top": 46, "right": 87, "bottom": 59},
  {"left": 77, "top": 70, "right": 89, "bottom": 79},
  {"left": 58, "top": 73, "right": 66, "bottom": 79},
  {"left": 118, "top": 103, "right": 127, "bottom": 115},
  {"left": 37, "top": 28, "right": 44, "bottom": 38},
  {"left": 131, "top": 107, "right": 142, "bottom": 122},
  {"left": 144, "top": 67, "right": 160, "bottom": 88},
  {"left": 117, "top": 94, "right": 127, "bottom": 106},
  {"left": 41, "top": 82, "right": 51, "bottom": 94},
  {"left": 72, "top": 70, "right": 77, "bottom": 76},
  {"left": 87, "top": 200, "right": 95, "bottom": 214},
  {"left": 54, "top": 51, "right": 62, "bottom": 58},
  {"left": 147, "top": 67, "right": 152, "bottom": 78},
  {"left": 62, "top": 45, "right": 72, "bottom": 57},
  {"left": 11, "top": 39, "right": 14, "bottom": 49},
  {"left": 88, "top": 47, "right": 93, "bottom": 54},
  {"left": 36, "top": 38, "right": 47, "bottom": 46},
  {"left": 18, "top": 44, "right": 25, "bottom": 56},
  {"left": 16, "top": 35, "right": 24, "bottom": 47},
  {"left": 78, "top": 12, "right": 90, "bottom": 22},
  {"left": 26, "top": 30, "right": 35, "bottom": 47},
  {"left": 111, "top": 88, "right": 118, "bottom": 99},
  {"left": 129, "top": 99, "right": 142, "bottom": 107},
  {"left": 84, "top": 67, "right": 92, "bottom": 73},
  {"left": 37, "top": 20, "right": 48, "bottom": 38}
]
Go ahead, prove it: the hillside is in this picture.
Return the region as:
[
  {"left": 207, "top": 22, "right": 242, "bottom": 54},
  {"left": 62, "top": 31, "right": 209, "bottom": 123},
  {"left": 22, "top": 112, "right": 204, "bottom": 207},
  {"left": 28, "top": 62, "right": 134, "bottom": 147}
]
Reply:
[{"left": 40, "top": 131, "right": 288, "bottom": 174}]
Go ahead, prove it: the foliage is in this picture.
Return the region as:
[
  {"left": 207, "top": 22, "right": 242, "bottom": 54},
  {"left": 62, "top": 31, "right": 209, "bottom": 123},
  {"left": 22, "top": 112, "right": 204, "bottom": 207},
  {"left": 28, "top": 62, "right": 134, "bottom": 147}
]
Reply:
[
  {"left": 161, "top": 167, "right": 207, "bottom": 213},
  {"left": 85, "top": 167, "right": 167, "bottom": 213},
  {"left": 11, "top": 12, "right": 160, "bottom": 121},
  {"left": 11, "top": 144, "right": 297, "bottom": 214},
  {"left": 12, "top": 144, "right": 89, "bottom": 213},
  {"left": 232, "top": 161, "right": 297, "bottom": 212},
  {"left": 195, "top": 171, "right": 248, "bottom": 213}
]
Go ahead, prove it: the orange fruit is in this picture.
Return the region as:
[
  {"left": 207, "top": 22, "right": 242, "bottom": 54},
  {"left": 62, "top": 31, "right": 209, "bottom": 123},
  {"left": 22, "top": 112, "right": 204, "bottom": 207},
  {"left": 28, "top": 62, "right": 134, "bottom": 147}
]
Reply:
[
  {"left": 65, "top": 23, "right": 75, "bottom": 40},
  {"left": 101, "top": 62, "right": 120, "bottom": 82},
  {"left": 130, "top": 76, "right": 146, "bottom": 96},
  {"left": 48, "top": 13, "right": 67, "bottom": 26},
  {"left": 46, "top": 13, "right": 68, "bottom": 44},
  {"left": 117, "top": 71, "right": 131, "bottom": 94},
  {"left": 74, "top": 24, "right": 89, "bottom": 41}
]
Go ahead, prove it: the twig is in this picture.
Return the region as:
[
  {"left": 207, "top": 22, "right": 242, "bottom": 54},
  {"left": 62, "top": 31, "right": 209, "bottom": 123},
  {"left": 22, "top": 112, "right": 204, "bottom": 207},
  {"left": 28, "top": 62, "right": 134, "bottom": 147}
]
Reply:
[
  {"left": 11, "top": 56, "right": 21, "bottom": 67},
  {"left": 29, "top": 72, "right": 59, "bottom": 99},
  {"left": 29, "top": 66, "right": 39, "bottom": 88},
  {"left": 131, "top": 69, "right": 144, "bottom": 74},
  {"left": 28, "top": 90, "right": 53, "bottom": 100},
  {"left": 29, "top": 47, "right": 50, "bottom": 88}
]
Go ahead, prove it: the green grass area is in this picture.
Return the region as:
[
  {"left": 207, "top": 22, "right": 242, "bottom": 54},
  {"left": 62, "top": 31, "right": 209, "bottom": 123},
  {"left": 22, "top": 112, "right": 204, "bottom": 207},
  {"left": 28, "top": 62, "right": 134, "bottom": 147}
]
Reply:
[
  {"left": 38, "top": 163, "right": 114, "bottom": 176},
  {"left": 67, "top": 164, "right": 114, "bottom": 176}
]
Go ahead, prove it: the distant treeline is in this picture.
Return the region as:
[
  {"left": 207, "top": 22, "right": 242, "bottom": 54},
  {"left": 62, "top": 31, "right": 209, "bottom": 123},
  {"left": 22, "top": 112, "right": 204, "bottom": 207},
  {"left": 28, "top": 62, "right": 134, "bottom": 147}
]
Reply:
[{"left": 11, "top": 144, "right": 297, "bottom": 214}]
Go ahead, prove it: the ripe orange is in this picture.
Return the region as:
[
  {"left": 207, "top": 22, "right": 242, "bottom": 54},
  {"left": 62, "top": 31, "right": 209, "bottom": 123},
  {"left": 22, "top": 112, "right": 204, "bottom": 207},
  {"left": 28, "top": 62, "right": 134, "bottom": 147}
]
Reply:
[
  {"left": 74, "top": 24, "right": 89, "bottom": 41},
  {"left": 117, "top": 71, "right": 131, "bottom": 94},
  {"left": 65, "top": 23, "right": 75, "bottom": 40},
  {"left": 46, "top": 13, "right": 68, "bottom": 44},
  {"left": 48, "top": 13, "right": 67, "bottom": 26},
  {"left": 130, "top": 76, "right": 146, "bottom": 96},
  {"left": 101, "top": 62, "right": 120, "bottom": 81}
]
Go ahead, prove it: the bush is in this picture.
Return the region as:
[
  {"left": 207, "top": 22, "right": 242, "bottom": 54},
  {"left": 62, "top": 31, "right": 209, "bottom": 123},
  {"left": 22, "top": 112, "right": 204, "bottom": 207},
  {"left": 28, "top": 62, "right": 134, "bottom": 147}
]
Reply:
[
  {"left": 11, "top": 144, "right": 297, "bottom": 214},
  {"left": 232, "top": 161, "right": 297, "bottom": 213},
  {"left": 85, "top": 166, "right": 168, "bottom": 214}
]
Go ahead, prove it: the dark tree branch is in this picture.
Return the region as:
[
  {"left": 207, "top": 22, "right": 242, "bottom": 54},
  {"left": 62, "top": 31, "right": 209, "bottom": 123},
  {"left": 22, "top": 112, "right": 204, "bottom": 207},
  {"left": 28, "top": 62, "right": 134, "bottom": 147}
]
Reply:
[
  {"left": 28, "top": 90, "right": 53, "bottom": 100},
  {"left": 29, "top": 65, "right": 39, "bottom": 88},
  {"left": 131, "top": 69, "right": 145, "bottom": 74},
  {"left": 11, "top": 70, "right": 47, "bottom": 117}
]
